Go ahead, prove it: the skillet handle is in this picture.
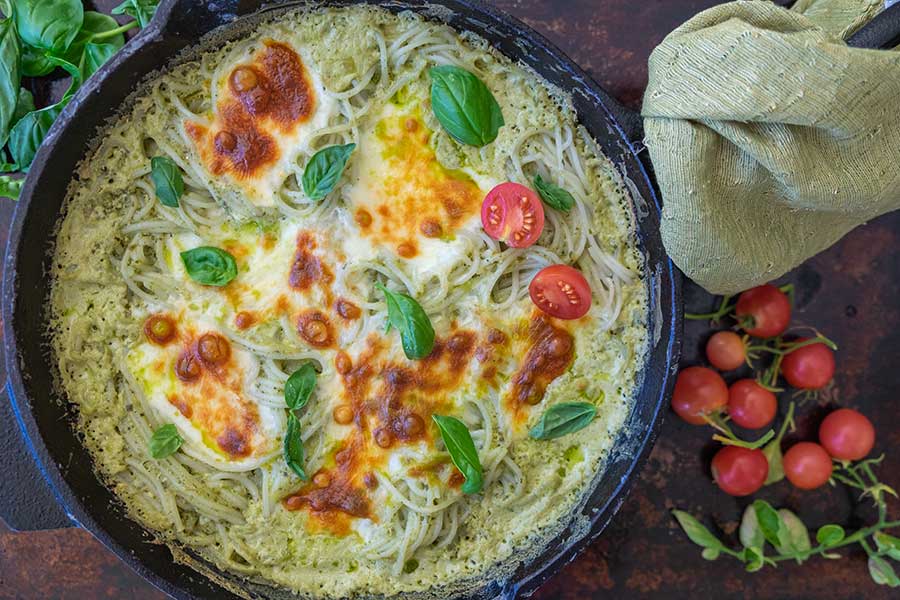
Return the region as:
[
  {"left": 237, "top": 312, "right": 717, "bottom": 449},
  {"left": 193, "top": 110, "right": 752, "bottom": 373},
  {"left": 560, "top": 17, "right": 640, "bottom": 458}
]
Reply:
[{"left": 0, "top": 380, "right": 74, "bottom": 531}]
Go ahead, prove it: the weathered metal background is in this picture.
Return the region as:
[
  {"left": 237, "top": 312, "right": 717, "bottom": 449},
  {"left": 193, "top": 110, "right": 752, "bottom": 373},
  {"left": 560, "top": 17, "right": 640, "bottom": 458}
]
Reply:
[{"left": 1, "top": 1, "right": 897, "bottom": 598}]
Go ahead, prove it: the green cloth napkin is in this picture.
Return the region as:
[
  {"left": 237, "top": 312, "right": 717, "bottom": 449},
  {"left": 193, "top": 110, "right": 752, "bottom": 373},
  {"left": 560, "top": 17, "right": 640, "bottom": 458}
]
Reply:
[{"left": 642, "top": 0, "right": 900, "bottom": 294}]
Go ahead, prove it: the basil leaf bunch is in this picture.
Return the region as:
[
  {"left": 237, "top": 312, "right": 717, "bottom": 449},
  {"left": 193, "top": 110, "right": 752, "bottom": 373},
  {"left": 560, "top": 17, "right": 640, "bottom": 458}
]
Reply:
[
  {"left": 432, "top": 415, "right": 483, "bottom": 494},
  {"left": 149, "top": 423, "right": 183, "bottom": 459},
  {"left": 533, "top": 174, "right": 575, "bottom": 212},
  {"left": 429, "top": 65, "right": 504, "bottom": 147},
  {"left": 376, "top": 282, "right": 435, "bottom": 360},
  {"left": 302, "top": 143, "right": 356, "bottom": 201},
  {"left": 528, "top": 402, "right": 597, "bottom": 440},
  {"left": 150, "top": 155, "right": 183, "bottom": 207},
  {"left": 0, "top": 1, "right": 160, "bottom": 200},
  {"left": 180, "top": 246, "right": 238, "bottom": 286},
  {"left": 283, "top": 363, "right": 317, "bottom": 480}
]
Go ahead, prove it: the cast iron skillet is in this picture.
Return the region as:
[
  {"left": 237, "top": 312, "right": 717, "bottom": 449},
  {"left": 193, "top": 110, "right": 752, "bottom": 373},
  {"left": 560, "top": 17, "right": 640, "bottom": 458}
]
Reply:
[{"left": 2, "top": 1, "right": 898, "bottom": 598}]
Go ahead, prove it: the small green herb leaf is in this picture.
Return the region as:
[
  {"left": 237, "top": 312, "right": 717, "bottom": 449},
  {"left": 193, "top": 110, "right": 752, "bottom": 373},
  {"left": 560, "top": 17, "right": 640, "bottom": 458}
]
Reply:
[
  {"left": 762, "top": 438, "right": 784, "bottom": 485},
  {"left": 528, "top": 402, "right": 596, "bottom": 440},
  {"left": 9, "top": 99, "right": 66, "bottom": 170},
  {"left": 13, "top": 89, "right": 36, "bottom": 126},
  {"left": 376, "top": 282, "right": 435, "bottom": 360},
  {"left": 285, "top": 363, "right": 317, "bottom": 412},
  {"left": 815, "top": 524, "right": 845, "bottom": 547},
  {"left": 149, "top": 423, "right": 183, "bottom": 458},
  {"left": 869, "top": 555, "right": 900, "bottom": 587},
  {"left": 283, "top": 413, "right": 307, "bottom": 480},
  {"left": 776, "top": 509, "right": 810, "bottom": 557},
  {"left": 432, "top": 414, "right": 483, "bottom": 494},
  {"left": 0, "top": 174, "right": 23, "bottom": 200},
  {"left": 533, "top": 174, "right": 575, "bottom": 212},
  {"left": 672, "top": 510, "right": 725, "bottom": 551},
  {"left": 21, "top": 45, "right": 55, "bottom": 77},
  {"left": 81, "top": 42, "right": 119, "bottom": 78},
  {"left": 875, "top": 531, "right": 900, "bottom": 561},
  {"left": 429, "top": 65, "right": 504, "bottom": 147},
  {"left": 16, "top": 0, "right": 84, "bottom": 54},
  {"left": 742, "top": 546, "right": 765, "bottom": 572},
  {"left": 180, "top": 246, "right": 238, "bottom": 286},
  {"left": 62, "top": 11, "right": 125, "bottom": 68},
  {"left": 739, "top": 505, "right": 764, "bottom": 549},
  {"left": 301, "top": 143, "right": 355, "bottom": 201},
  {"left": 150, "top": 155, "right": 183, "bottom": 207},
  {"left": 112, "top": 0, "right": 160, "bottom": 29},
  {"left": 752, "top": 499, "right": 784, "bottom": 548}
]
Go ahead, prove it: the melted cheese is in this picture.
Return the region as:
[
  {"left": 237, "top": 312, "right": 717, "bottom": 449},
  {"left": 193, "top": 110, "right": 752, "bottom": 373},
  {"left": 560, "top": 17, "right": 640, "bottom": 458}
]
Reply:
[
  {"left": 184, "top": 40, "right": 337, "bottom": 206},
  {"left": 127, "top": 313, "right": 282, "bottom": 471}
]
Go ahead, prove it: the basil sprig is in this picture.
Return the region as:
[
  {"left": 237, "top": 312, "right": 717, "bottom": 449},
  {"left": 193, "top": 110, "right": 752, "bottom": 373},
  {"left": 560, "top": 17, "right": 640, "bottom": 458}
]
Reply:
[
  {"left": 376, "top": 282, "right": 435, "bottom": 360},
  {"left": 432, "top": 415, "right": 483, "bottom": 494},
  {"left": 180, "top": 246, "right": 238, "bottom": 286},
  {"left": 429, "top": 65, "right": 504, "bottom": 147},
  {"left": 150, "top": 156, "right": 184, "bottom": 207},
  {"left": 283, "top": 364, "right": 317, "bottom": 480},
  {"left": 533, "top": 174, "right": 576, "bottom": 212},
  {"left": 529, "top": 402, "right": 597, "bottom": 440},
  {"left": 149, "top": 423, "right": 183, "bottom": 459},
  {"left": 302, "top": 143, "right": 356, "bottom": 201},
  {"left": 112, "top": 0, "right": 159, "bottom": 28}
]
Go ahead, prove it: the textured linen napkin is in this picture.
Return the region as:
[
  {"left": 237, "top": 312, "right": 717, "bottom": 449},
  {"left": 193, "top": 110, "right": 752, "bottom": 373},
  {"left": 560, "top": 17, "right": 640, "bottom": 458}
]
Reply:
[{"left": 642, "top": 0, "right": 900, "bottom": 294}]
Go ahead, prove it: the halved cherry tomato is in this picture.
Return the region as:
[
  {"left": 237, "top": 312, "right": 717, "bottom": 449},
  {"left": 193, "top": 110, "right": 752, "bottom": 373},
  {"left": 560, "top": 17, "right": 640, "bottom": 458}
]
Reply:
[
  {"left": 819, "top": 408, "right": 875, "bottom": 460},
  {"left": 529, "top": 265, "right": 592, "bottom": 320},
  {"left": 671, "top": 366, "right": 728, "bottom": 425},
  {"left": 481, "top": 182, "right": 545, "bottom": 248},
  {"left": 783, "top": 442, "right": 833, "bottom": 490},
  {"left": 706, "top": 331, "right": 746, "bottom": 371},
  {"left": 735, "top": 284, "right": 791, "bottom": 338},
  {"left": 727, "top": 379, "right": 777, "bottom": 429},
  {"left": 711, "top": 446, "right": 768, "bottom": 496},
  {"left": 780, "top": 339, "right": 835, "bottom": 390}
]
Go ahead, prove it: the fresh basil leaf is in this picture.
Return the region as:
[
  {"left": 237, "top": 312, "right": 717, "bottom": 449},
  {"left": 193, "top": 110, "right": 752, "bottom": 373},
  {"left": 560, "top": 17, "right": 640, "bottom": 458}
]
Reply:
[
  {"left": 869, "top": 555, "right": 900, "bottom": 587},
  {"left": 533, "top": 174, "right": 575, "bottom": 212},
  {"left": 149, "top": 423, "right": 183, "bottom": 459},
  {"left": 285, "top": 363, "right": 316, "bottom": 412},
  {"left": 8, "top": 99, "right": 66, "bottom": 170},
  {"left": 432, "top": 414, "right": 483, "bottom": 494},
  {"left": 376, "top": 282, "right": 435, "bottom": 360},
  {"left": 180, "top": 246, "right": 238, "bottom": 286},
  {"left": 111, "top": 0, "right": 160, "bottom": 29},
  {"left": 21, "top": 45, "right": 55, "bottom": 77},
  {"left": 81, "top": 42, "right": 118, "bottom": 79},
  {"left": 815, "top": 524, "right": 845, "bottom": 547},
  {"left": 875, "top": 532, "right": 900, "bottom": 561},
  {"left": 283, "top": 413, "right": 307, "bottom": 480},
  {"left": 429, "top": 65, "right": 504, "bottom": 147},
  {"left": 776, "top": 509, "right": 810, "bottom": 557},
  {"left": 762, "top": 438, "right": 784, "bottom": 485},
  {"left": 150, "top": 155, "right": 183, "bottom": 207},
  {"left": 302, "top": 143, "right": 355, "bottom": 201},
  {"left": 528, "top": 402, "right": 596, "bottom": 440},
  {"left": 672, "top": 510, "right": 725, "bottom": 551},
  {"left": 0, "top": 16, "right": 20, "bottom": 145},
  {"left": 12, "top": 88, "right": 35, "bottom": 124},
  {"left": 0, "top": 174, "right": 22, "bottom": 199},
  {"left": 739, "top": 504, "right": 765, "bottom": 549},
  {"left": 15, "top": 0, "right": 84, "bottom": 54},
  {"left": 752, "top": 499, "right": 783, "bottom": 548}
]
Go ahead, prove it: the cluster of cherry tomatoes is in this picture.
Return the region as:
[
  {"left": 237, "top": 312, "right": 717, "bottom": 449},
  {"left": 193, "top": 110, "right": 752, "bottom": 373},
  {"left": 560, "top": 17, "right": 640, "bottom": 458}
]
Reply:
[{"left": 674, "top": 284, "right": 877, "bottom": 496}]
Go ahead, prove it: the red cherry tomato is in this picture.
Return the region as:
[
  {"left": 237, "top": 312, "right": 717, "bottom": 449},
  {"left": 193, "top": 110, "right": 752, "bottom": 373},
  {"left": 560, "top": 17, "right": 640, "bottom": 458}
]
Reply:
[
  {"left": 671, "top": 367, "right": 728, "bottom": 425},
  {"left": 711, "top": 446, "right": 768, "bottom": 496},
  {"left": 735, "top": 284, "right": 791, "bottom": 338},
  {"left": 819, "top": 408, "right": 875, "bottom": 460},
  {"left": 528, "top": 265, "right": 592, "bottom": 320},
  {"left": 481, "top": 183, "right": 545, "bottom": 248},
  {"left": 727, "top": 379, "right": 777, "bottom": 429},
  {"left": 706, "top": 331, "right": 746, "bottom": 371},
  {"left": 780, "top": 339, "right": 835, "bottom": 390},
  {"left": 783, "top": 442, "right": 833, "bottom": 490}
]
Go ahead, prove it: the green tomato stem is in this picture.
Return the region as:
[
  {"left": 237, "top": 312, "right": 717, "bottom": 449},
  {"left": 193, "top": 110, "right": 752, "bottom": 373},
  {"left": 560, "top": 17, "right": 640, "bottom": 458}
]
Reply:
[{"left": 685, "top": 294, "right": 734, "bottom": 322}]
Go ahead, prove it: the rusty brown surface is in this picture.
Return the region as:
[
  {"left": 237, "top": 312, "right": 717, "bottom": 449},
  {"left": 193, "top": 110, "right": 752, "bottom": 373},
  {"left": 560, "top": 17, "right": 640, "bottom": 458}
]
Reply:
[{"left": 2, "top": 1, "right": 898, "bottom": 599}]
